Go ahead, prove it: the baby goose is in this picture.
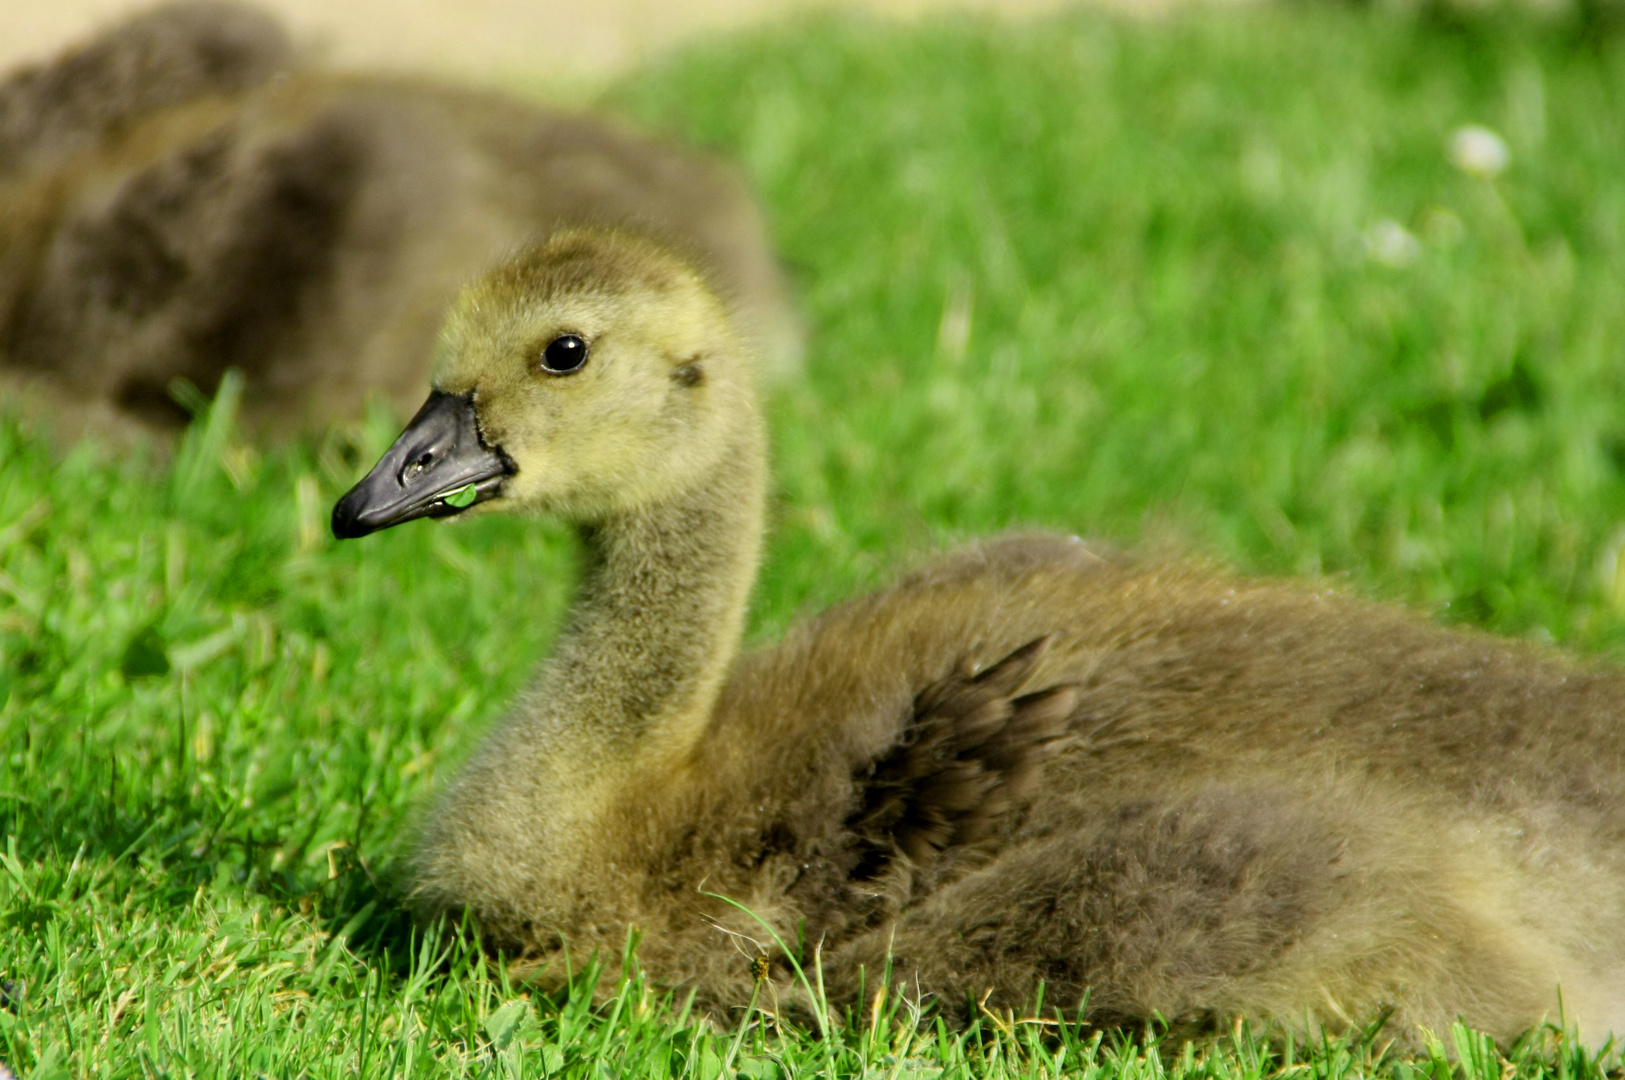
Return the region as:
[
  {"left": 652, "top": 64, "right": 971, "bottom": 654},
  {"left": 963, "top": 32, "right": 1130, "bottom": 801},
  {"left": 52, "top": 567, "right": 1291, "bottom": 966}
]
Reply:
[
  {"left": 0, "top": 2, "right": 796, "bottom": 440},
  {"left": 333, "top": 228, "right": 1625, "bottom": 1045}
]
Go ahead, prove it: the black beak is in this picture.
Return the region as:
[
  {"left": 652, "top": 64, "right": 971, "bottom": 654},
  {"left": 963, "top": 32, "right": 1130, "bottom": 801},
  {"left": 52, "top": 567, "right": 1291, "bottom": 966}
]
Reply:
[{"left": 331, "top": 390, "right": 515, "bottom": 540}]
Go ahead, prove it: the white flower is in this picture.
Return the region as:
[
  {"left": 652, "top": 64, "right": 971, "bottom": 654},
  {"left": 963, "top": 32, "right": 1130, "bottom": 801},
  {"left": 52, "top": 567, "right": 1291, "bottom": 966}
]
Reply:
[
  {"left": 1448, "top": 125, "right": 1510, "bottom": 178},
  {"left": 1364, "top": 219, "right": 1420, "bottom": 267}
]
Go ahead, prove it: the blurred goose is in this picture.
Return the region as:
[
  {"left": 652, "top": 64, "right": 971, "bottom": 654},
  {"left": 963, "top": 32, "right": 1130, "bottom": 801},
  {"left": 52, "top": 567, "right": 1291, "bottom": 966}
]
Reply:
[
  {"left": 0, "top": 2, "right": 796, "bottom": 441},
  {"left": 332, "top": 227, "right": 1625, "bottom": 1045}
]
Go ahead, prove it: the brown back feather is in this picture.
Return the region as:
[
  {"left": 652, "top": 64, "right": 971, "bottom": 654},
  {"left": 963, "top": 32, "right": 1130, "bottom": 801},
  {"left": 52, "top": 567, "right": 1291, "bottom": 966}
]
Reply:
[
  {"left": 848, "top": 636, "right": 1077, "bottom": 879},
  {"left": 0, "top": 2, "right": 293, "bottom": 179}
]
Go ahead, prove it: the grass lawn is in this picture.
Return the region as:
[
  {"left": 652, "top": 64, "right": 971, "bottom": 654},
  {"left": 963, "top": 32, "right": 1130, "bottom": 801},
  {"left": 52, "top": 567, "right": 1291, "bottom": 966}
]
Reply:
[{"left": 4, "top": 4, "right": 1625, "bottom": 1075}]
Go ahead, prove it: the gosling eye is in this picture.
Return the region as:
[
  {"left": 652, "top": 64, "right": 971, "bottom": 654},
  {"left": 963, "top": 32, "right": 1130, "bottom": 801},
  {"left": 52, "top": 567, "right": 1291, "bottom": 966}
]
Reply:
[{"left": 538, "top": 334, "right": 589, "bottom": 375}]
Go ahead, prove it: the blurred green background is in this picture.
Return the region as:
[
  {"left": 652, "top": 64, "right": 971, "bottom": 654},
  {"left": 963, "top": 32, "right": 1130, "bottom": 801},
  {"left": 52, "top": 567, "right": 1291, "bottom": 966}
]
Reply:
[{"left": 3, "top": 4, "right": 1625, "bottom": 1074}]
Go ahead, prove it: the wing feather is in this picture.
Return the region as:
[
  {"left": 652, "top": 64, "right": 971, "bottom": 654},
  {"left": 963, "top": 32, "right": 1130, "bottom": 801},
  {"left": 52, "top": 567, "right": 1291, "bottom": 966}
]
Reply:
[{"left": 847, "top": 636, "right": 1077, "bottom": 882}]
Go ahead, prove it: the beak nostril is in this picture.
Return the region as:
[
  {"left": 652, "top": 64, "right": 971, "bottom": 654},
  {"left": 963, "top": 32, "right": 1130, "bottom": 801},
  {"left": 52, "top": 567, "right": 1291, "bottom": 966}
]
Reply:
[{"left": 401, "top": 450, "right": 437, "bottom": 483}]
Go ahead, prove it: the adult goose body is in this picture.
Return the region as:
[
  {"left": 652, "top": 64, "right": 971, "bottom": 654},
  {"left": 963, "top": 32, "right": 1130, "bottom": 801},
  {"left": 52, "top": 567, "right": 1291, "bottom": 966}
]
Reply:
[{"left": 333, "top": 227, "right": 1625, "bottom": 1045}]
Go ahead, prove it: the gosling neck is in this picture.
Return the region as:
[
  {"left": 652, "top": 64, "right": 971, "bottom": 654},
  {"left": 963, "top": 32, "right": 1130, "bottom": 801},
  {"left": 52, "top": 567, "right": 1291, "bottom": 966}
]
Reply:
[{"left": 535, "top": 413, "right": 766, "bottom": 768}]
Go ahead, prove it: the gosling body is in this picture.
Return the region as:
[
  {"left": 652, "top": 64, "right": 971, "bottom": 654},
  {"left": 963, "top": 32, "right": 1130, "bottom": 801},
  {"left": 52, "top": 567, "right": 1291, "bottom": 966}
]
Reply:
[
  {"left": 0, "top": 3, "right": 795, "bottom": 439},
  {"left": 334, "top": 229, "right": 1625, "bottom": 1044}
]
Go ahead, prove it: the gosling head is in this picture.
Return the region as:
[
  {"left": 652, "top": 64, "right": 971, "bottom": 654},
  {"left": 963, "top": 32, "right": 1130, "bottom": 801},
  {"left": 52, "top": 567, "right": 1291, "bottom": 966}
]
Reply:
[{"left": 331, "top": 228, "right": 750, "bottom": 539}]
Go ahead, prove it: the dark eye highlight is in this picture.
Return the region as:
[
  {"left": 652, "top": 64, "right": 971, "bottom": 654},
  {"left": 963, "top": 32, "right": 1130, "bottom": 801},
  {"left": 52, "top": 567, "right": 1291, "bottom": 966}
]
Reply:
[{"left": 539, "top": 334, "right": 589, "bottom": 375}]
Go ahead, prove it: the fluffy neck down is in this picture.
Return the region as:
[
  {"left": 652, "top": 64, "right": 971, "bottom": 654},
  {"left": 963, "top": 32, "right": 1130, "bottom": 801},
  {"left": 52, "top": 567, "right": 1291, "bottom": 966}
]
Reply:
[
  {"left": 541, "top": 413, "right": 767, "bottom": 769},
  {"left": 407, "top": 404, "right": 768, "bottom": 927}
]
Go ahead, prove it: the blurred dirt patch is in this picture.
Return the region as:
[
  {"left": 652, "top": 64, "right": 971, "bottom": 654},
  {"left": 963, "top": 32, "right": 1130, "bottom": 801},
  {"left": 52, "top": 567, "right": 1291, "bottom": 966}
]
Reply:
[{"left": 2, "top": 0, "right": 1219, "bottom": 93}]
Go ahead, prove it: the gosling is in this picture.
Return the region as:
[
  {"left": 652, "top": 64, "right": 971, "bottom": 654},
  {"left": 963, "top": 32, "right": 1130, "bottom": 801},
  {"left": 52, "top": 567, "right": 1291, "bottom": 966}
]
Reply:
[
  {"left": 332, "top": 227, "right": 1625, "bottom": 1045},
  {"left": 0, "top": 2, "right": 795, "bottom": 440}
]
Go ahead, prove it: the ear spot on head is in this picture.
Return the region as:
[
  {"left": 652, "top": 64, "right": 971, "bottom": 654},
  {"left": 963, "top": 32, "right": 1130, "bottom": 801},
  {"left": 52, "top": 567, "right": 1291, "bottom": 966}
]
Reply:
[{"left": 672, "top": 359, "right": 704, "bottom": 388}]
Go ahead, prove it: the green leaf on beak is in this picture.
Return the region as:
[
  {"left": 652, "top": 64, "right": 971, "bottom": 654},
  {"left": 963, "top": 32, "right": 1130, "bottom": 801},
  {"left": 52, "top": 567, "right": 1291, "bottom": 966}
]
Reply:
[{"left": 442, "top": 483, "right": 479, "bottom": 508}]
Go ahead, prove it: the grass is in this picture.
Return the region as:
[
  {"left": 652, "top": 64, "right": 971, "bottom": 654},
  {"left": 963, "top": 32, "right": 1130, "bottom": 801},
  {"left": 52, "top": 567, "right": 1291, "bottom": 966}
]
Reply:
[{"left": 3, "top": 3, "right": 1625, "bottom": 1075}]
